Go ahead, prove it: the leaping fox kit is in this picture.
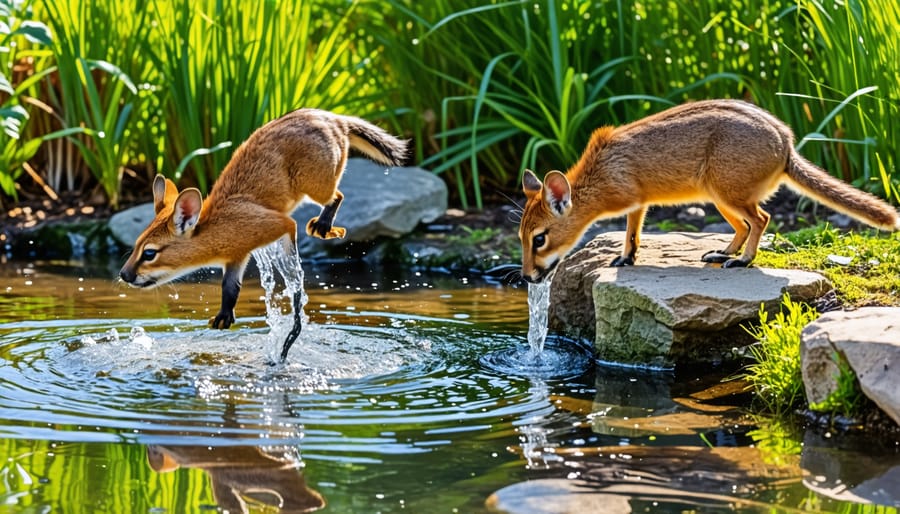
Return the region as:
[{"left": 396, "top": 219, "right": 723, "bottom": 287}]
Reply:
[
  {"left": 119, "top": 109, "right": 408, "bottom": 360},
  {"left": 519, "top": 99, "right": 899, "bottom": 282}
]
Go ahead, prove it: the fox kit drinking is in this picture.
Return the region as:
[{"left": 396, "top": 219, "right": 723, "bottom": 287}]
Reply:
[
  {"left": 119, "top": 109, "right": 408, "bottom": 360},
  {"left": 518, "top": 99, "right": 899, "bottom": 282}
]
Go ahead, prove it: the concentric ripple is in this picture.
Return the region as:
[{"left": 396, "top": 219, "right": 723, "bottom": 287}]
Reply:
[
  {"left": 478, "top": 336, "right": 594, "bottom": 379},
  {"left": 0, "top": 316, "right": 556, "bottom": 457}
]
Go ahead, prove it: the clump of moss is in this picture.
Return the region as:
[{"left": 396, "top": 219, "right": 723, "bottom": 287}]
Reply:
[{"left": 755, "top": 225, "right": 900, "bottom": 307}]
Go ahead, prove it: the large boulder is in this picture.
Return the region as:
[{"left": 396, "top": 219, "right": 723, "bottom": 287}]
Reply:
[
  {"left": 549, "top": 232, "right": 832, "bottom": 367},
  {"left": 801, "top": 308, "right": 900, "bottom": 427},
  {"left": 108, "top": 158, "right": 447, "bottom": 253}
]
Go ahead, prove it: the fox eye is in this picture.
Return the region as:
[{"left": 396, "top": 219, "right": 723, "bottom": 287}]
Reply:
[
  {"left": 532, "top": 232, "right": 547, "bottom": 249},
  {"left": 140, "top": 248, "right": 159, "bottom": 262}
]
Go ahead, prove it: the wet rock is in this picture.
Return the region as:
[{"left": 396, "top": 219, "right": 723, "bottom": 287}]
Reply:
[
  {"left": 801, "top": 308, "right": 900, "bottom": 427},
  {"left": 486, "top": 479, "right": 631, "bottom": 514},
  {"left": 13, "top": 220, "right": 118, "bottom": 260},
  {"left": 549, "top": 232, "right": 832, "bottom": 367},
  {"left": 107, "top": 159, "right": 448, "bottom": 252},
  {"left": 801, "top": 430, "right": 900, "bottom": 507}
]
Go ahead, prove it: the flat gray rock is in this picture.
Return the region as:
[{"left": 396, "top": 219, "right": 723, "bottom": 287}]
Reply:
[
  {"left": 549, "top": 232, "right": 832, "bottom": 367},
  {"left": 293, "top": 158, "right": 446, "bottom": 253},
  {"left": 801, "top": 308, "right": 900, "bottom": 427},
  {"left": 107, "top": 158, "right": 447, "bottom": 252}
]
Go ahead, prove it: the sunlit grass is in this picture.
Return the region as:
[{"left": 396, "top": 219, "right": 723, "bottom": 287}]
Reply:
[
  {"left": 741, "top": 294, "right": 819, "bottom": 415},
  {"left": 756, "top": 226, "right": 900, "bottom": 307},
  {"left": 743, "top": 225, "right": 898, "bottom": 418}
]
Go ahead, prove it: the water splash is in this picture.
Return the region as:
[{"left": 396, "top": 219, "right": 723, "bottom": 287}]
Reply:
[
  {"left": 526, "top": 280, "right": 552, "bottom": 355},
  {"left": 251, "top": 240, "right": 308, "bottom": 362},
  {"left": 480, "top": 278, "right": 591, "bottom": 379}
]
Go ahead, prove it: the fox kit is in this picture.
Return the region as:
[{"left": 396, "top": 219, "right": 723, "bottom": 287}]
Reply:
[
  {"left": 119, "top": 109, "right": 408, "bottom": 360},
  {"left": 519, "top": 99, "right": 899, "bottom": 282}
]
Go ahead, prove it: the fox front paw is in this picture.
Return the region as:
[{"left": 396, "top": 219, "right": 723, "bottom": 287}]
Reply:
[
  {"left": 610, "top": 255, "right": 635, "bottom": 267},
  {"left": 306, "top": 217, "right": 347, "bottom": 239},
  {"left": 210, "top": 310, "right": 235, "bottom": 329}
]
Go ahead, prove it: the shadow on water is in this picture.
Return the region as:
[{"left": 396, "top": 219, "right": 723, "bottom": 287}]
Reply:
[{"left": 0, "top": 258, "right": 899, "bottom": 512}]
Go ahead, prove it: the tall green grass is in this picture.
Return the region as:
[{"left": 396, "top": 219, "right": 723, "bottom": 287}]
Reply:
[
  {"left": 378, "top": 0, "right": 900, "bottom": 208},
  {"left": 7, "top": 0, "right": 900, "bottom": 210},
  {"left": 0, "top": 0, "right": 87, "bottom": 206},
  {"left": 19, "top": 0, "right": 386, "bottom": 207}
]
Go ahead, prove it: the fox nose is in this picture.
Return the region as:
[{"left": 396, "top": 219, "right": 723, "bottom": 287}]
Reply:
[
  {"left": 521, "top": 267, "right": 543, "bottom": 284},
  {"left": 119, "top": 267, "right": 135, "bottom": 283}
]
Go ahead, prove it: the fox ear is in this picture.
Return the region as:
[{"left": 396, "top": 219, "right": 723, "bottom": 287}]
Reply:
[
  {"left": 543, "top": 171, "right": 571, "bottom": 217},
  {"left": 152, "top": 175, "right": 180, "bottom": 214},
  {"left": 172, "top": 188, "right": 202, "bottom": 236},
  {"left": 522, "top": 169, "right": 542, "bottom": 199}
]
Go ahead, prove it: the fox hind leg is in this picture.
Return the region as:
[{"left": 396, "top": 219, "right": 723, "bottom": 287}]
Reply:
[
  {"left": 306, "top": 191, "right": 346, "bottom": 239},
  {"left": 723, "top": 204, "right": 770, "bottom": 268},
  {"left": 702, "top": 202, "right": 751, "bottom": 264}
]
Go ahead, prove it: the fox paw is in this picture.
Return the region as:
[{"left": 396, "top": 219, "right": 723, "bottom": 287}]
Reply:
[
  {"left": 610, "top": 255, "right": 635, "bottom": 267},
  {"left": 723, "top": 258, "right": 751, "bottom": 268},
  {"left": 306, "top": 217, "right": 347, "bottom": 239},
  {"left": 210, "top": 310, "right": 235, "bottom": 329},
  {"left": 701, "top": 250, "right": 732, "bottom": 264}
]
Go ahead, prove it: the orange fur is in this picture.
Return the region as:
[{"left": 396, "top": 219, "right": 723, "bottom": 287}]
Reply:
[
  {"left": 119, "top": 108, "right": 408, "bottom": 335},
  {"left": 519, "top": 99, "right": 899, "bottom": 282},
  {"left": 147, "top": 445, "right": 324, "bottom": 512}
]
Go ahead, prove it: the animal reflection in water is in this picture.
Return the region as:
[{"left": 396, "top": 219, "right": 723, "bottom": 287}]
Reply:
[{"left": 147, "top": 445, "right": 325, "bottom": 513}]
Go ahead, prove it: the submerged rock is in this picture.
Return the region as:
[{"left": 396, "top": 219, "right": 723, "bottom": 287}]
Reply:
[
  {"left": 801, "top": 307, "right": 900, "bottom": 428},
  {"left": 108, "top": 159, "right": 447, "bottom": 255},
  {"left": 549, "top": 232, "right": 832, "bottom": 367}
]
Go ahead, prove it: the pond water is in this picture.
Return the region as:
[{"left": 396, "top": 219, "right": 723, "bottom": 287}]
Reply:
[{"left": 1, "top": 257, "right": 898, "bottom": 513}]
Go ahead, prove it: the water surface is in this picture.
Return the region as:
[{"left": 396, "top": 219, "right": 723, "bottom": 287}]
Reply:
[{"left": 1, "top": 259, "right": 898, "bottom": 513}]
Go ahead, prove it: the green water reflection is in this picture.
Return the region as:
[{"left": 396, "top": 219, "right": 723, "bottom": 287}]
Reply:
[{"left": 0, "top": 259, "right": 898, "bottom": 513}]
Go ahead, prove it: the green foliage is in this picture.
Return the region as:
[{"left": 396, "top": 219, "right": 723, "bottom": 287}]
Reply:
[
  {"left": 39, "top": 0, "right": 153, "bottom": 209},
  {"left": 21, "top": 0, "right": 386, "bottom": 207},
  {"left": 149, "top": 0, "right": 376, "bottom": 192},
  {"left": 741, "top": 294, "right": 820, "bottom": 414},
  {"left": 757, "top": 227, "right": 900, "bottom": 307},
  {"left": 809, "top": 351, "right": 866, "bottom": 417},
  {"left": 378, "top": 0, "right": 900, "bottom": 208},
  {"left": 5, "top": 0, "right": 899, "bottom": 210},
  {"left": 0, "top": 0, "right": 82, "bottom": 205}
]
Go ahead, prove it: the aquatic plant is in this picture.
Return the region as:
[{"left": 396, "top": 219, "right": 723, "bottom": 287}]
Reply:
[{"left": 741, "top": 294, "right": 819, "bottom": 414}]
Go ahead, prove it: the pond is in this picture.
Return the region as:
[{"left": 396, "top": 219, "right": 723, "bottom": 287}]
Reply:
[{"left": 1, "top": 256, "right": 898, "bottom": 513}]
